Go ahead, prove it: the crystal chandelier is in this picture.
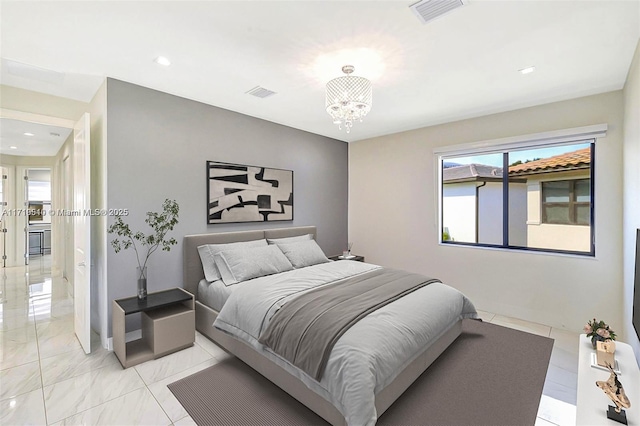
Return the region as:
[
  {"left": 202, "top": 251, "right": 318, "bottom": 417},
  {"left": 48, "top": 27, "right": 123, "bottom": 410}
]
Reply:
[{"left": 325, "top": 65, "right": 372, "bottom": 133}]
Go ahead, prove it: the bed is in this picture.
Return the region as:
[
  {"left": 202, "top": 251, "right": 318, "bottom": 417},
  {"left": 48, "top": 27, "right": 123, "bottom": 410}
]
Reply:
[{"left": 183, "top": 226, "right": 478, "bottom": 426}]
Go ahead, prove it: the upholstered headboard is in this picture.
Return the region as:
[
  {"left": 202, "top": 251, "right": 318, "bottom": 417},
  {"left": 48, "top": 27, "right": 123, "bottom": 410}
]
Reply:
[{"left": 183, "top": 226, "right": 317, "bottom": 296}]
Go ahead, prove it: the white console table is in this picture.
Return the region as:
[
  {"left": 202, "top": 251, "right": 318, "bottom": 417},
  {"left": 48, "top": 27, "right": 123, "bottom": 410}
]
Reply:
[{"left": 577, "top": 335, "right": 640, "bottom": 425}]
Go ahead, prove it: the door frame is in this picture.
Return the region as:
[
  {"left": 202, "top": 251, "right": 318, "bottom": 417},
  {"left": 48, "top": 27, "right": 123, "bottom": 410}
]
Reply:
[{"left": 73, "top": 112, "right": 91, "bottom": 354}]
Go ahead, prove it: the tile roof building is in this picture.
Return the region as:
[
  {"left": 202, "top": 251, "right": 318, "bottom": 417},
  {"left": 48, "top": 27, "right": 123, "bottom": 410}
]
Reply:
[
  {"left": 508, "top": 147, "right": 591, "bottom": 176},
  {"left": 442, "top": 164, "right": 503, "bottom": 183}
]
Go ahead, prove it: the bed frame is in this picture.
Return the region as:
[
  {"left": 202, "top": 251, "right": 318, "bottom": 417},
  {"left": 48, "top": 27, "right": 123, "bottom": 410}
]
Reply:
[{"left": 183, "top": 226, "right": 462, "bottom": 426}]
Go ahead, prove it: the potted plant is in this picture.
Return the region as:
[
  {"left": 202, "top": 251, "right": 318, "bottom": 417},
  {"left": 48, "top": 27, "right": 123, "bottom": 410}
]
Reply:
[
  {"left": 584, "top": 318, "right": 617, "bottom": 348},
  {"left": 108, "top": 199, "right": 179, "bottom": 300}
]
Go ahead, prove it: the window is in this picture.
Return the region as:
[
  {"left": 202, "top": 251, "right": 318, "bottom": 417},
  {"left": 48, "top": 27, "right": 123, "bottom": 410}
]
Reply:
[
  {"left": 541, "top": 179, "right": 590, "bottom": 225},
  {"left": 439, "top": 135, "right": 596, "bottom": 256}
]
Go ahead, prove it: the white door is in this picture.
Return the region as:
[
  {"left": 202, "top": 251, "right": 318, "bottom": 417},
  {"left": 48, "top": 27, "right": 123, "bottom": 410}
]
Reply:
[
  {"left": 73, "top": 113, "right": 91, "bottom": 354},
  {"left": 63, "top": 156, "right": 73, "bottom": 289}
]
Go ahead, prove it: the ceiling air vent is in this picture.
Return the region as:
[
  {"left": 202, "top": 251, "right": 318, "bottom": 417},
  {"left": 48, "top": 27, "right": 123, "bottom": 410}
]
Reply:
[
  {"left": 246, "top": 86, "right": 277, "bottom": 99},
  {"left": 410, "top": 0, "right": 466, "bottom": 24}
]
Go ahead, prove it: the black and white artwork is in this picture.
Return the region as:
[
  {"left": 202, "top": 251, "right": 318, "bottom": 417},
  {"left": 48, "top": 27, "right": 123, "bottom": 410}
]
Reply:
[{"left": 207, "top": 161, "right": 293, "bottom": 224}]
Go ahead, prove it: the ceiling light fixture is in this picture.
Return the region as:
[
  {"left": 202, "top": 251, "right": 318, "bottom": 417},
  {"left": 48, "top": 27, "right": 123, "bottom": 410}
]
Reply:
[
  {"left": 325, "top": 65, "right": 372, "bottom": 133},
  {"left": 154, "top": 56, "right": 171, "bottom": 67},
  {"left": 519, "top": 66, "right": 536, "bottom": 75},
  {"left": 9, "top": 146, "right": 18, "bottom": 149},
  {"left": 23, "top": 132, "right": 34, "bottom": 136}
]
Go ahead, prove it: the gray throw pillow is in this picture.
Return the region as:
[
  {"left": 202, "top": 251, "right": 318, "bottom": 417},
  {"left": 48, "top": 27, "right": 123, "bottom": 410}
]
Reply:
[
  {"left": 197, "top": 239, "right": 267, "bottom": 282},
  {"left": 277, "top": 239, "right": 330, "bottom": 269},
  {"left": 214, "top": 245, "right": 294, "bottom": 286}
]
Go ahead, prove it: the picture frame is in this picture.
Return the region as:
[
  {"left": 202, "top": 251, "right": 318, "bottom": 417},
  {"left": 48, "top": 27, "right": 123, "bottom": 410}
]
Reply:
[{"left": 206, "top": 161, "right": 293, "bottom": 224}]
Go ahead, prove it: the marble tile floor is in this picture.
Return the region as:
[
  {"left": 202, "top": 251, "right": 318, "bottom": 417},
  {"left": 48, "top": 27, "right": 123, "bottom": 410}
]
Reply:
[{"left": 2, "top": 260, "right": 578, "bottom": 425}]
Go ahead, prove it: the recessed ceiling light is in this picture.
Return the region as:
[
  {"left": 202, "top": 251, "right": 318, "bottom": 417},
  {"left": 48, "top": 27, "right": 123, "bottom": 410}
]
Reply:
[
  {"left": 519, "top": 66, "right": 536, "bottom": 75},
  {"left": 23, "top": 132, "right": 35, "bottom": 136},
  {"left": 154, "top": 56, "right": 171, "bottom": 67},
  {"left": 10, "top": 146, "right": 18, "bottom": 149}
]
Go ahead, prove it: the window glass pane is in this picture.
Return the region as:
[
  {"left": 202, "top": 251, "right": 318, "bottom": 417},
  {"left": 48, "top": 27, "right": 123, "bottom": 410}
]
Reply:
[
  {"left": 575, "top": 179, "right": 590, "bottom": 202},
  {"left": 542, "top": 181, "right": 570, "bottom": 203},
  {"left": 506, "top": 142, "right": 592, "bottom": 252},
  {"left": 545, "top": 206, "right": 570, "bottom": 224},
  {"left": 442, "top": 153, "right": 503, "bottom": 244},
  {"left": 508, "top": 174, "right": 527, "bottom": 247},
  {"left": 443, "top": 141, "right": 593, "bottom": 254},
  {"left": 576, "top": 205, "right": 590, "bottom": 225}
]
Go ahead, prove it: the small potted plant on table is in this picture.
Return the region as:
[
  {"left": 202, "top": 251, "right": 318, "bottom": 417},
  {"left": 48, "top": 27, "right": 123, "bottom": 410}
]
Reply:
[
  {"left": 108, "top": 199, "right": 179, "bottom": 300},
  {"left": 584, "top": 318, "right": 617, "bottom": 349}
]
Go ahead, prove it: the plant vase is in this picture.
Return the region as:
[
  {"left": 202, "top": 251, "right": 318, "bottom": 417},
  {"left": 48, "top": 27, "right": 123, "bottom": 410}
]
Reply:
[
  {"left": 591, "top": 334, "right": 606, "bottom": 349},
  {"left": 137, "top": 266, "right": 147, "bottom": 300}
]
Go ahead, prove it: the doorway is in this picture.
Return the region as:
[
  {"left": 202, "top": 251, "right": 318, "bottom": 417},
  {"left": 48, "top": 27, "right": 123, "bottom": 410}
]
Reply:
[
  {"left": 0, "top": 117, "right": 71, "bottom": 269},
  {"left": 0, "top": 111, "right": 95, "bottom": 414},
  {"left": 0, "top": 111, "right": 93, "bottom": 354},
  {"left": 25, "top": 168, "right": 53, "bottom": 263}
]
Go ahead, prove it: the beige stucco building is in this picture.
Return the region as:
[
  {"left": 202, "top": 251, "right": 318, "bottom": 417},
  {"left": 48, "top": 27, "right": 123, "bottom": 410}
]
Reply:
[{"left": 509, "top": 147, "right": 591, "bottom": 253}]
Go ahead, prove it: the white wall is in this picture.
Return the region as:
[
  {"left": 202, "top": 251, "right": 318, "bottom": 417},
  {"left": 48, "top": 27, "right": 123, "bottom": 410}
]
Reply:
[
  {"left": 622, "top": 40, "right": 640, "bottom": 366},
  {"left": 350, "top": 91, "right": 623, "bottom": 333},
  {"left": 0, "top": 85, "right": 88, "bottom": 121}
]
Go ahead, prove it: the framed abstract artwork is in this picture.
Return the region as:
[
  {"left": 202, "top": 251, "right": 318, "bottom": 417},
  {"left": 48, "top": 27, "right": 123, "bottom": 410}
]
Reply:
[{"left": 206, "top": 161, "right": 294, "bottom": 224}]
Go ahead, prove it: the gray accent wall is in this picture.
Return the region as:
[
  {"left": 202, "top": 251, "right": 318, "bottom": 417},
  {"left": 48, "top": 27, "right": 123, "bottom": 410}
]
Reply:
[{"left": 105, "top": 78, "right": 347, "bottom": 336}]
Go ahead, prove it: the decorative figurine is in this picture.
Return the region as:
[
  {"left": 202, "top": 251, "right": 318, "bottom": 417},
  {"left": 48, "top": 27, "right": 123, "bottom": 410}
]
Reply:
[{"left": 596, "top": 362, "right": 631, "bottom": 424}]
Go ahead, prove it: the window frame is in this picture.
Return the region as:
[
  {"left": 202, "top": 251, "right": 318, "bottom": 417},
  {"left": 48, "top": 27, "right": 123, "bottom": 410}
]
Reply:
[{"left": 434, "top": 124, "right": 604, "bottom": 257}]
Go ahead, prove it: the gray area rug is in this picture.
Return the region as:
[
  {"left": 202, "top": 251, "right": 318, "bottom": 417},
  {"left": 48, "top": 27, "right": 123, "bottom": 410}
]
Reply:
[{"left": 168, "top": 319, "right": 553, "bottom": 426}]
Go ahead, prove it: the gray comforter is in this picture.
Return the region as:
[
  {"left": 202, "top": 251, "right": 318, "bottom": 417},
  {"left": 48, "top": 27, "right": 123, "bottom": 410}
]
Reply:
[
  {"left": 260, "top": 268, "right": 440, "bottom": 380},
  {"left": 214, "top": 261, "right": 478, "bottom": 426}
]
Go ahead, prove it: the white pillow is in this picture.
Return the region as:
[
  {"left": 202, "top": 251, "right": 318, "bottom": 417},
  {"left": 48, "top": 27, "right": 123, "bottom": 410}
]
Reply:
[
  {"left": 277, "top": 239, "right": 330, "bottom": 269},
  {"left": 266, "top": 234, "right": 313, "bottom": 245},
  {"left": 197, "top": 239, "right": 267, "bottom": 282},
  {"left": 214, "top": 245, "right": 294, "bottom": 286}
]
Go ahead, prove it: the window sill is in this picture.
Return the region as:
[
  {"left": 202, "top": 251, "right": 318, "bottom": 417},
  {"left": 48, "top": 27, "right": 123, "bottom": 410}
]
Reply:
[{"left": 438, "top": 241, "right": 596, "bottom": 259}]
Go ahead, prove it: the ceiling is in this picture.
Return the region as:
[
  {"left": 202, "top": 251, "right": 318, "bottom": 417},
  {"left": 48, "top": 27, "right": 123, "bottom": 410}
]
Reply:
[
  {"left": 0, "top": 118, "right": 72, "bottom": 157},
  {"left": 1, "top": 1, "right": 638, "bottom": 143}
]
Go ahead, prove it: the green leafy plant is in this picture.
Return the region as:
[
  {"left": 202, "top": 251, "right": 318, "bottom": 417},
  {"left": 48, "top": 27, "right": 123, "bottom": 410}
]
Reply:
[{"left": 107, "top": 199, "right": 179, "bottom": 279}]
